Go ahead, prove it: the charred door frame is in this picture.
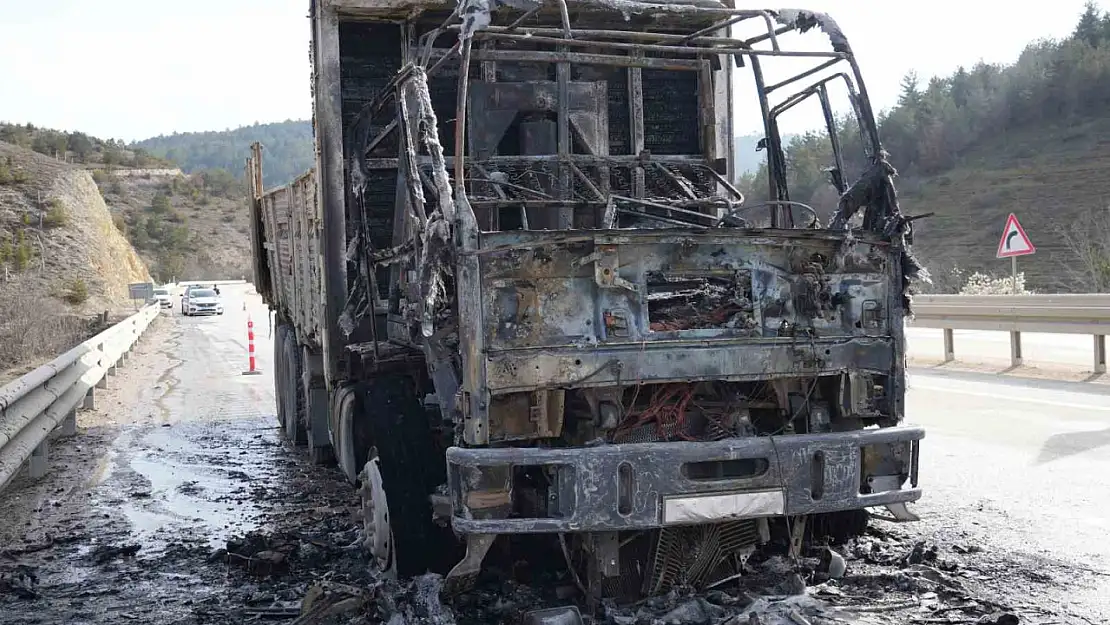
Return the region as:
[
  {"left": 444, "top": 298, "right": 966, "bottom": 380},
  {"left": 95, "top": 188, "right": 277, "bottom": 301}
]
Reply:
[{"left": 311, "top": 1, "right": 350, "bottom": 390}]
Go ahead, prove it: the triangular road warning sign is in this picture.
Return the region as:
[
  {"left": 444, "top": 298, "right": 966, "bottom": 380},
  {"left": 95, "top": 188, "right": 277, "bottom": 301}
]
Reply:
[{"left": 996, "top": 213, "right": 1036, "bottom": 258}]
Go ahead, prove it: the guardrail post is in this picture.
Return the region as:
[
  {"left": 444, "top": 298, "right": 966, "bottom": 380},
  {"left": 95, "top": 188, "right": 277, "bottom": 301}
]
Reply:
[
  {"left": 83, "top": 388, "right": 95, "bottom": 410},
  {"left": 60, "top": 408, "right": 77, "bottom": 436},
  {"left": 1096, "top": 334, "right": 1107, "bottom": 374},
  {"left": 1010, "top": 331, "right": 1023, "bottom": 367},
  {"left": 28, "top": 440, "right": 48, "bottom": 479},
  {"left": 95, "top": 342, "right": 109, "bottom": 389},
  {"left": 943, "top": 328, "right": 955, "bottom": 362}
]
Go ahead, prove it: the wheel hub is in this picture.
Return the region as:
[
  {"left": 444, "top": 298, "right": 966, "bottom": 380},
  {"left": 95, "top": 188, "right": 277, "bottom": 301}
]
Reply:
[{"left": 358, "top": 455, "right": 395, "bottom": 575}]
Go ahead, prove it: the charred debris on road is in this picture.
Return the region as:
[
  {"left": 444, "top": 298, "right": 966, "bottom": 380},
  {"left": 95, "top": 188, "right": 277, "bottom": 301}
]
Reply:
[{"left": 247, "top": 0, "right": 932, "bottom": 618}]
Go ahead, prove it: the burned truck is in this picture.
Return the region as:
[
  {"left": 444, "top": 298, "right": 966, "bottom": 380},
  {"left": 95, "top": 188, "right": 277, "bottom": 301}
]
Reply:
[{"left": 247, "top": 0, "right": 926, "bottom": 602}]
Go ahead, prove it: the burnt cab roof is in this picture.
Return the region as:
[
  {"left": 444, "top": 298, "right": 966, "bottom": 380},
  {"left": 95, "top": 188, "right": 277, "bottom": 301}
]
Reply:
[{"left": 323, "top": 0, "right": 737, "bottom": 32}]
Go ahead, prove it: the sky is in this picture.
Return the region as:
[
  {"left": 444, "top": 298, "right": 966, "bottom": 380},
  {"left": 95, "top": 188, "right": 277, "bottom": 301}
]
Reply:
[{"left": 0, "top": 0, "right": 1096, "bottom": 143}]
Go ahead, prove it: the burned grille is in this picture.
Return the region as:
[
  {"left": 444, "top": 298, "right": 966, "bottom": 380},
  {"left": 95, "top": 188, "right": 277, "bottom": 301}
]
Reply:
[{"left": 646, "top": 520, "right": 761, "bottom": 594}]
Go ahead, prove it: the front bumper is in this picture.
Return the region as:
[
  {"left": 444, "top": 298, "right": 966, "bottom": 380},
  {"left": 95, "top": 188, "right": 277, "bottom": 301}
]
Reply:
[
  {"left": 446, "top": 425, "right": 923, "bottom": 534},
  {"left": 188, "top": 307, "right": 222, "bottom": 315}
]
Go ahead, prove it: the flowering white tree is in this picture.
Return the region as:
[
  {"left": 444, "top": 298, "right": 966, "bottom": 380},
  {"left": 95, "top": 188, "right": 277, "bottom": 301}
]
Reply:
[{"left": 958, "top": 271, "right": 1033, "bottom": 295}]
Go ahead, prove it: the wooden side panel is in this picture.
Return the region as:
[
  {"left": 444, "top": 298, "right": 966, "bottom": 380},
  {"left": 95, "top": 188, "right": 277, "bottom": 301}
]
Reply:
[{"left": 257, "top": 170, "right": 323, "bottom": 349}]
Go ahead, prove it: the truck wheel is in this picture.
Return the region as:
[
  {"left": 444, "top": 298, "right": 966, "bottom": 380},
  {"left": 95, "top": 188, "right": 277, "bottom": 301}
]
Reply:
[
  {"left": 357, "top": 375, "right": 455, "bottom": 578},
  {"left": 332, "top": 385, "right": 361, "bottom": 484},
  {"left": 274, "top": 325, "right": 290, "bottom": 430},
  {"left": 274, "top": 323, "right": 307, "bottom": 445},
  {"left": 282, "top": 330, "right": 308, "bottom": 445}
]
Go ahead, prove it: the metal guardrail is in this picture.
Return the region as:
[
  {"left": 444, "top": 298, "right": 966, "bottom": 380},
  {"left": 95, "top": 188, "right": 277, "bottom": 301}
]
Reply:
[
  {"left": 910, "top": 294, "right": 1110, "bottom": 373},
  {"left": 0, "top": 303, "right": 162, "bottom": 493}
]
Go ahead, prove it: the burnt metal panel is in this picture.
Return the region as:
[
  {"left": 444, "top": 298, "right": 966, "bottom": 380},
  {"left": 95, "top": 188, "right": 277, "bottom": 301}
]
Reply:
[
  {"left": 483, "top": 337, "right": 895, "bottom": 394},
  {"left": 446, "top": 425, "right": 924, "bottom": 533},
  {"left": 314, "top": 4, "right": 350, "bottom": 386},
  {"left": 476, "top": 229, "right": 894, "bottom": 362}
]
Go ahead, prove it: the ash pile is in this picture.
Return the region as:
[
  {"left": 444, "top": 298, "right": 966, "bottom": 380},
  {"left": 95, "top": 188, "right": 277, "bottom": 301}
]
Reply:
[{"left": 271, "top": 524, "right": 1024, "bottom": 625}]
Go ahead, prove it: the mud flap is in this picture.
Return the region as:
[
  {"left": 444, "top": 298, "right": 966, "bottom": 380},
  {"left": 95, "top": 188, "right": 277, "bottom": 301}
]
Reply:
[
  {"left": 883, "top": 502, "right": 920, "bottom": 522},
  {"left": 444, "top": 534, "right": 496, "bottom": 595}
]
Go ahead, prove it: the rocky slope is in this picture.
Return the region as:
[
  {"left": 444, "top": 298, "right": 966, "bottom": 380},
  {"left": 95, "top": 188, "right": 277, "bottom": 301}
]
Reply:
[
  {"left": 93, "top": 168, "right": 250, "bottom": 281},
  {"left": 0, "top": 141, "right": 151, "bottom": 377}
]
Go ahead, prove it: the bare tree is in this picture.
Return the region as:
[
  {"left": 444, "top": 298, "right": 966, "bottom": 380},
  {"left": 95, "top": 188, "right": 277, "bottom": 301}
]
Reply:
[{"left": 1056, "top": 204, "right": 1110, "bottom": 293}]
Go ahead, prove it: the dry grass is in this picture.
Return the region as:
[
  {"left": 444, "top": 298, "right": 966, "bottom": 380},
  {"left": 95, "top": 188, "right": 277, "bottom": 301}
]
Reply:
[{"left": 0, "top": 289, "right": 107, "bottom": 379}]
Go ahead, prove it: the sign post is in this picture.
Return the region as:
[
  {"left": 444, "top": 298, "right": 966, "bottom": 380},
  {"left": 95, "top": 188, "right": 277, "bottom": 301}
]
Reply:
[
  {"left": 995, "top": 213, "right": 1036, "bottom": 293},
  {"left": 995, "top": 213, "right": 1036, "bottom": 367},
  {"left": 128, "top": 282, "right": 154, "bottom": 311}
]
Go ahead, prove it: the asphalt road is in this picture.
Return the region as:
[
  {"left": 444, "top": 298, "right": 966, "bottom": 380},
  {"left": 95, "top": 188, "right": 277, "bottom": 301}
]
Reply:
[
  {"left": 0, "top": 289, "right": 1107, "bottom": 623},
  {"left": 906, "top": 326, "right": 1110, "bottom": 618},
  {"left": 905, "top": 368, "right": 1110, "bottom": 619},
  {"left": 0, "top": 284, "right": 296, "bottom": 624}
]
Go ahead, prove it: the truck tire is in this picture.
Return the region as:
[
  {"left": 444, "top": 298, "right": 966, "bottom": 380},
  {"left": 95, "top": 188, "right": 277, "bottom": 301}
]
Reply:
[
  {"left": 274, "top": 323, "right": 307, "bottom": 445},
  {"left": 274, "top": 325, "right": 289, "bottom": 430},
  {"left": 332, "top": 385, "right": 361, "bottom": 484},
  {"left": 283, "top": 333, "right": 308, "bottom": 445},
  {"left": 358, "top": 374, "right": 456, "bottom": 578}
]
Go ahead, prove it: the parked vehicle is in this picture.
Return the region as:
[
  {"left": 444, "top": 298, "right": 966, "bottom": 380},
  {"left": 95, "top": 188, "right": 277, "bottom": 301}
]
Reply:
[
  {"left": 183, "top": 288, "right": 223, "bottom": 316},
  {"left": 153, "top": 287, "right": 172, "bottom": 309},
  {"left": 180, "top": 285, "right": 194, "bottom": 314},
  {"left": 247, "top": 1, "right": 926, "bottom": 605}
]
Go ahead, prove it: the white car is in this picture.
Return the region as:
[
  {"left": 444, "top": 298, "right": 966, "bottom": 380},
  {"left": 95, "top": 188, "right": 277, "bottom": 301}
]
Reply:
[
  {"left": 153, "top": 287, "right": 172, "bottom": 308},
  {"left": 180, "top": 285, "right": 197, "bottom": 314},
  {"left": 183, "top": 288, "right": 224, "bottom": 316}
]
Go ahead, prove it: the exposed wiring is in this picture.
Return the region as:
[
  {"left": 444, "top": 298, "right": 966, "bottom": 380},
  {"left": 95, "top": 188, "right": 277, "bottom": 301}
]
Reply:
[
  {"left": 558, "top": 534, "right": 588, "bottom": 596},
  {"left": 614, "top": 383, "right": 699, "bottom": 442}
]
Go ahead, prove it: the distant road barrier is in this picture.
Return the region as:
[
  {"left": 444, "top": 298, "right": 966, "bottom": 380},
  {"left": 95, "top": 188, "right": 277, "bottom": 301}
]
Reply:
[
  {"left": 176, "top": 279, "right": 247, "bottom": 287},
  {"left": 910, "top": 294, "right": 1110, "bottom": 373},
  {"left": 0, "top": 304, "right": 161, "bottom": 493}
]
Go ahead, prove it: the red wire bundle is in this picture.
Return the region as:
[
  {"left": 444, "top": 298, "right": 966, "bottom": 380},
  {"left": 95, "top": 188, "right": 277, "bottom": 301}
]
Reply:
[{"left": 616, "top": 383, "right": 698, "bottom": 441}]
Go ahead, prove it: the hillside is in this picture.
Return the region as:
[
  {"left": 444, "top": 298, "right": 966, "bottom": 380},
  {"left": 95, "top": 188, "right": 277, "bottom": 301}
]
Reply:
[
  {"left": 0, "top": 122, "right": 172, "bottom": 169},
  {"left": 93, "top": 168, "right": 251, "bottom": 282},
  {"left": 1, "top": 123, "right": 258, "bottom": 282},
  {"left": 0, "top": 142, "right": 151, "bottom": 377},
  {"left": 901, "top": 117, "right": 1110, "bottom": 292},
  {"left": 134, "top": 120, "right": 314, "bottom": 188}
]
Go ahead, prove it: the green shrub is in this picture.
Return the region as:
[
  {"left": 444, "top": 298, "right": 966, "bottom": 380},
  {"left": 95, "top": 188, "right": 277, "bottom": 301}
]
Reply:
[
  {"left": 13, "top": 240, "right": 31, "bottom": 271},
  {"left": 43, "top": 199, "right": 68, "bottom": 228},
  {"left": 64, "top": 279, "right": 89, "bottom": 304}
]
